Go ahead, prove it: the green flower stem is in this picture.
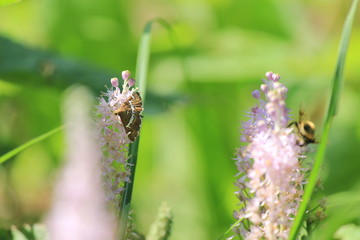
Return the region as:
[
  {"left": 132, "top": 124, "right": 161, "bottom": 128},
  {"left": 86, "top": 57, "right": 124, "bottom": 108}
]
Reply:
[{"left": 118, "top": 138, "right": 140, "bottom": 240}]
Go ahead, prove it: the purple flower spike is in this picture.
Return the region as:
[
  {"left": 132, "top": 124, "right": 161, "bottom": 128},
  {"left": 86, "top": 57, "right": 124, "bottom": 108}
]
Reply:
[
  {"left": 95, "top": 71, "right": 140, "bottom": 211},
  {"left": 233, "top": 72, "right": 304, "bottom": 240}
]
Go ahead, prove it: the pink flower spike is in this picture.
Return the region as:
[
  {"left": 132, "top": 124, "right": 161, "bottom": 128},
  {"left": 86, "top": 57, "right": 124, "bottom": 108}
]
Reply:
[
  {"left": 122, "top": 70, "right": 131, "bottom": 81},
  {"left": 95, "top": 71, "right": 141, "bottom": 211},
  {"left": 233, "top": 71, "right": 305, "bottom": 240},
  {"left": 110, "top": 78, "right": 119, "bottom": 87},
  {"left": 47, "top": 86, "right": 116, "bottom": 240},
  {"left": 128, "top": 78, "right": 136, "bottom": 87}
]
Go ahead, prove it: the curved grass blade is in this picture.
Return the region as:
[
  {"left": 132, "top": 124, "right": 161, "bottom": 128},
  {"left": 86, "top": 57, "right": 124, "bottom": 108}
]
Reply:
[
  {"left": 135, "top": 18, "right": 184, "bottom": 102},
  {"left": 118, "top": 18, "right": 182, "bottom": 239},
  {"left": 0, "top": 126, "right": 63, "bottom": 164},
  {"left": 135, "top": 20, "right": 152, "bottom": 101},
  {"left": 117, "top": 19, "right": 154, "bottom": 240},
  {"left": 119, "top": 18, "right": 184, "bottom": 239},
  {"left": 289, "top": 0, "right": 359, "bottom": 239}
]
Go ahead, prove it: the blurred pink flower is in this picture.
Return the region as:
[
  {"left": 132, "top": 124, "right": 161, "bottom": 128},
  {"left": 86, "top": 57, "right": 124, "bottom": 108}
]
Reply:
[
  {"left": 46, "top": 86, "right": 116, "bottom": 240},
  {"left": 234, "top": 72, "right": 304, "bottom": 239}
]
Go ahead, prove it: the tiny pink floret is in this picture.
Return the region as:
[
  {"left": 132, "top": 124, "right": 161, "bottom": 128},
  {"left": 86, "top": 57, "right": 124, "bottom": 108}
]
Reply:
[
  {"left": 272, "top": 73, "right": 280, "bottom": 82},
  {"left": 260, "top": 84, "right": 268, "bottom": 93},
  {"left": 110, "top": 78, "right": 119, "bottom": 88},
  {"left": 128, "top": 78, "right": 136, "bottom": 87},
  {"left": 265, "top": 71, "right": 273, "bottom": 80},
  {"left": 122, "top": 70, "right": 131, "bottom": 81}
]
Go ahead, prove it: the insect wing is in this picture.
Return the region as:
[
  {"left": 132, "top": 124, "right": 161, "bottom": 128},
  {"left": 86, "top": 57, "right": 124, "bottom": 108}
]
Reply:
[{"left": 115, "top": 92, "right": 143, "bottom": 142}]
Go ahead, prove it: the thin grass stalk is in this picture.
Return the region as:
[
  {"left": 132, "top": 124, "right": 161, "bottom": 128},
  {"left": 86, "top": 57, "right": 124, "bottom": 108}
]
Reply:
[
  {"left": 118, "top": 18, "right": 184, "bottom": 240},
  {"left": 0, "top": 126, "right": 63, "bottom": 164},
  {"left": 215, "top": 217, "right": 244, "bottom": 240},
  {"left": 135, "top": 18, "right": 185, "bottom": 95},
  {"left": 118, "top": 19, "right": 153, "bottom": 239},
  {"left": 118, "top": 138, "right": 140, "bottom": 240},
  {"left": 289, "top": 0, "right": 358, "bottom": 238}
]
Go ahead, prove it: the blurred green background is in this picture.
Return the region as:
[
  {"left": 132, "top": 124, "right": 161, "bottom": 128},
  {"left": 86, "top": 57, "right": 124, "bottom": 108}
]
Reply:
[{"left": 0, "top": 0, "right": 360, "bottom": 239}]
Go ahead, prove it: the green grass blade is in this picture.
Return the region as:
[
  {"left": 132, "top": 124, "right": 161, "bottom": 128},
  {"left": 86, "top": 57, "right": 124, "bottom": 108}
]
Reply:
[
  {"left": 135, "top": 21, "right": 153, "bottom": 102},
  {"left": 289, "top": 0, "right": 358, "bottom": 239},
  {"left": 119, "top": 18, "right": 182, "bottom": 239},
  {"left": 216, "top": 218, "right": 244, "bottom": 240},
  {"left": 0, "top": 126, "right": 63, "bottom": 164},
  {"left": 135, "top": 18, "right": 182, "bottom": 101},
  {"left": 119, "top": 18, "right": 172, "bottom": 239},
  {"left": 118, "top": 138, "right": 140, "bottom": 240},
  {"left": 117, "top": 20, "right": 154, "bottom": 240},
  {"left": 326, "top": 2, "right": 358, "bottom": 120}
]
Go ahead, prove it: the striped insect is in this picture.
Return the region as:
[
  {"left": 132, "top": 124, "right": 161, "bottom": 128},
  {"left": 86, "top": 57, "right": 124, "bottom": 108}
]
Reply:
[
  {"left": 288, "top": 109, "right": 316, "bottom": 146},
  {"left": 114, "top": 92, "right": 143, "bottom": 142}
]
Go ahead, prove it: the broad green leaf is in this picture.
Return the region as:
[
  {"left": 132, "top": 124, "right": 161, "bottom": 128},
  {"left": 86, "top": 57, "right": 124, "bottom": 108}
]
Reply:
[
  {"left": 0, "top": 36, "right": 178, "bottom": 114},
  {"left": 0, "top": 36, "right": 113, "bottom": 92}
]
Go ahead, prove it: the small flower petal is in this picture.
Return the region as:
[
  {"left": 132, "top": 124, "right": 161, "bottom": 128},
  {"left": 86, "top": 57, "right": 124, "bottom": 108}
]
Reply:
[
  {"left": 252, "top": 90, "right": 261, "bottom": 99},
  {"left": 111, "top": 78, "right": 119, "bottom": 87},
  {"left": 122, "top": 70, "right": 131, "bottom": 81},
  {"left": 128, "top": 78, "right": 136, "bottom": 87}
]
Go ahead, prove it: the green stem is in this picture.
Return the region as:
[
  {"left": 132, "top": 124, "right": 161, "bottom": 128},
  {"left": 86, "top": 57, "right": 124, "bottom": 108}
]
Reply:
[
  {"left": 118, "top": 138, "right": 140, "bottom": 240},
  {"left": 117, "top": 21, "right": 152, "bottom": 240},
  {"left": 118, "top": 18, "right": 184, "bottom": 239},
  {"left": 288, "top": 0, "right": 358, "bottom": 238}
]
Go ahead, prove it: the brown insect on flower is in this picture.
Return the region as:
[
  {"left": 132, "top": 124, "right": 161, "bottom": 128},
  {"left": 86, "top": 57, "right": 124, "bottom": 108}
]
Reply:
[
  {"left": 114, "top": 92, "right": 143, "bottom": 142},
  {"left": 288, "top": 109, "right": 316, "bottom": 146}
]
